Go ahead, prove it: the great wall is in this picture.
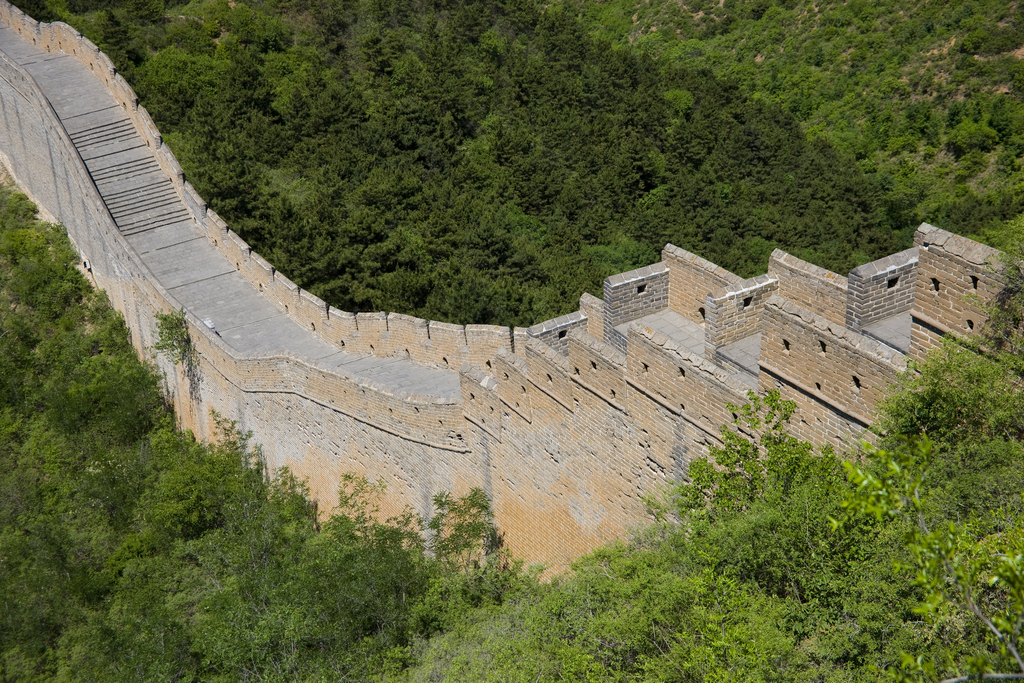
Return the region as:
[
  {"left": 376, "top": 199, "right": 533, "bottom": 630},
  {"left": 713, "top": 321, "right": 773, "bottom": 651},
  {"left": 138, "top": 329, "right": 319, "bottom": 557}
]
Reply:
[{"left": 0, "top": 2, "right": 1008, "bottom": 571}]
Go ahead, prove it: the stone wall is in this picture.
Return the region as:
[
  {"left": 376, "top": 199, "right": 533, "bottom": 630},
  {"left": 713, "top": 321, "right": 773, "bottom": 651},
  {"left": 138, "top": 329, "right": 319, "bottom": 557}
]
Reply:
[
  {"left": 663, "top": 244, "right": 742, "bottom": 324},
  {"left": 705, "top": 274, "right": 778, "bottom": 352},
  {"left": 526, "top": 310, "right": 588, "bottom": 355},
  {"left": 846, "top": 247, "right": 919, "bottom": 333},
  {"left": 909, "top": 224, "right": 1004, "bottom": 363},
  {"left": 601, "top": 263, "right": 669, "bottom": 353},
  {"left": 768, "top": 250, "right": 848, "bottom": 326},
  {"left": 758, "top": 295, "right": 905, "bottom": 444},
  {"left": 0, "top": 0, "right": 1010, "bottom": 573}
]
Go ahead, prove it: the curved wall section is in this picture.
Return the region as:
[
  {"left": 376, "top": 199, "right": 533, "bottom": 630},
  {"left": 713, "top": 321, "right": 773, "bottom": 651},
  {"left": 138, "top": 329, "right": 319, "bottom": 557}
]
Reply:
[
  {"left": 0, "top": 2, "right": 493, "bottom": 556},
  {"left": 0, "top": 0, "right": 1008, "bottom": 573}
]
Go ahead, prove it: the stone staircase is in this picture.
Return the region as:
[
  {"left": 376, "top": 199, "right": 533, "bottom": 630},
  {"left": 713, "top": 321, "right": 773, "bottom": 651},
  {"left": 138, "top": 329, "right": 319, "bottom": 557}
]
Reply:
[{"left": 0, "top": 19, "right": 460, "bottom": 399}]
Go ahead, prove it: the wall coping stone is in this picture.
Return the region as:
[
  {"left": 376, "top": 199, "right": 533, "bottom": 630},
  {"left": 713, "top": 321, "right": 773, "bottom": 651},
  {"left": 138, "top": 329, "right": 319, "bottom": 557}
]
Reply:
[
  {"left": 604, "top": 262, "right": 669, "bottom": 287},
  {"left": 710, "top": 273, "right": 778, "bottom": 300},
  {"left": 460, "top": 363, "right": 498, "bottom": 390},
  {"left": 917, "top": 225, "right": 1003, "bottom": 266},
  {"left": 768, "top": 249, "right": 848, "bottom": 290},
  {"left": 663, "top": 243, "right": 742, "bottom": 284},
  {"left": 566, "top": 328, "right": 626, "bottom": 367},
  {"left": 849, "top": 247, "right": 919, "bottom": 278},
  {"left": 764, "top": 295, "right": 907, "bottom": 370},
  {"left": 527, "top": 309, "right": 586, "bottom": 336}
]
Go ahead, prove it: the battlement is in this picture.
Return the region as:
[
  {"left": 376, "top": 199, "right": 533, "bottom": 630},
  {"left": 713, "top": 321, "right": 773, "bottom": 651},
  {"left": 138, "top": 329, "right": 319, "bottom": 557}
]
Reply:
[{"left": 0, "top": 0, "right": 1009, "bottom": 572}]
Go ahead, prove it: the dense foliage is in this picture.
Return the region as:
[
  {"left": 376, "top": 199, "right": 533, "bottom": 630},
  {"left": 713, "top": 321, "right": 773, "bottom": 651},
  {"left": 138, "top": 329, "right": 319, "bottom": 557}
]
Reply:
[
  {"left": 16, "top": 0, "right": 1023, "bottom": 327},
  {"left": 1, "top": 177, "right": 1023, "bottom": 680},
  {"left": 2, "top": 0, "right": 1024, "bottom": 674},
  {"left": 0, "top": 187, "right": 520, "bottom": 681},
  {"left": 19, "top": 0, "right": 919, "bottom": 326},
  {"left": 573, "top": 0, "right": 1024, "bottom": 250}
]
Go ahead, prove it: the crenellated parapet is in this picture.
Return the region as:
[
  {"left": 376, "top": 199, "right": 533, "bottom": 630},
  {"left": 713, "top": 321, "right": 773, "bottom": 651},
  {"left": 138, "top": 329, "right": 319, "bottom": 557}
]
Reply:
[{"left": 0, "top": 0, "right": 1010, "bottom": 572}]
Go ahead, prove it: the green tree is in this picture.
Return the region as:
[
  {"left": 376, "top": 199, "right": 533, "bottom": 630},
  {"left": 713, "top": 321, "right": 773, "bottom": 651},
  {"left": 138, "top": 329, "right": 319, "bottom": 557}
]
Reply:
[{"left": 842, "top": 437, "right": 1024, "bottom": 681}]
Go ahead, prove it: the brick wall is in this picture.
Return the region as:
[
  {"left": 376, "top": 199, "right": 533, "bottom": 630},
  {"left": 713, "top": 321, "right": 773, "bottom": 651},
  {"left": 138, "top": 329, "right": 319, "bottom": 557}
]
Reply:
[
  {"left": 465, "top": 324, "right": 513, "bottom": 371},
  {"left": 845, "top": 247, "right": 919, "bottom": 332},
  {"left": 527, "top": 310, "right": 588, "bottom": 355},
  {"left": 768, "top": 250, "right": 848, "bottom": 326},
  {"left": 705, "top": 274, "right": 778, "bottom": 352},
  {"left": 758, "top": 295, "right": 905, "bottom": 447},
  {"left": 909, "top": 225, "right": 1003, "bottom": 363},
  {"left": 567, "top": 330, "right": 627, "bottom": 411},
  {"left": 663, "top": 244, "right": 741, "bottom": 325},
  {"left": 601, "top": 263, "right": 669, "bottom": 353},
  {"left": 579, "top": 292, "right": 605, "bottom": 341},
  {"left": 0, "top": 4, "right": 1013, "bottom": 575}
]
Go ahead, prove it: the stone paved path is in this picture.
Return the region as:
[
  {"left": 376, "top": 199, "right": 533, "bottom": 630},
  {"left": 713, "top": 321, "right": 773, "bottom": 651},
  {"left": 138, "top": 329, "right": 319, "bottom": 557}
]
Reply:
[
  {"left": 617, "top": 309, "right": 706, "bottom": 358},
  {"left": 0, "top": 21, "right": 459, "bottom": 398},
  {"left": 863, "top": 312, "right": 911, "bottom": 354}
]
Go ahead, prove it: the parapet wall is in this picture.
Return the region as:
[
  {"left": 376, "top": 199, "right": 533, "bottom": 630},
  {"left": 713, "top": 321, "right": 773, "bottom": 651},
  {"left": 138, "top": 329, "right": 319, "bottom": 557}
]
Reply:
[
  {"left": 602, "top": 263, "right": 670, "bottom": 353},
  {"left": 909, "top": 224, "right": 1004, "bottom": 363},
  {"left": 769, "top": 250, "right": 848, "bottom": 326},
  {"left": 0, "top": 2, "right": 1009, "bottom": 573},
  {"left": 846, "top": 247, "right": 919, "bottom": 334},
  {"left": 705, "top": 274, "right": 778, "bottom": 352}
]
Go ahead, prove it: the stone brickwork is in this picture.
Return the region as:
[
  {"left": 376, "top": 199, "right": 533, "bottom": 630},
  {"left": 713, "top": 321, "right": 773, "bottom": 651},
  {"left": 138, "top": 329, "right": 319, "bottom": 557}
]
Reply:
[
  {"left": 758, "top": 295, "right": 906, "bottom": 444},
  {"left": 579, "top": 292, "right": 605, "bottom": 342},
  {"left": 663, "top": 244, "right": 742, "bottom": 324},
  {"left": 705, "top": 274, "right": 778, "bottom": 352},
  {"left": 846, "top": 247, "right": 919, "bottom": 332},
  {"left": 0, "top": 1, "right": 1010, "bottom": 574},
  {"left": 909, "top": 224, "right": 1004, "bottom": 363},
  {"left": 768, "top": 250, "right": 848, "bottom": 326},
  {"left": 526, "top": 310, "right": 588, "bottom": 355},
  {"left": 601, "top": 263, "right": 669, "bottom": 353}
]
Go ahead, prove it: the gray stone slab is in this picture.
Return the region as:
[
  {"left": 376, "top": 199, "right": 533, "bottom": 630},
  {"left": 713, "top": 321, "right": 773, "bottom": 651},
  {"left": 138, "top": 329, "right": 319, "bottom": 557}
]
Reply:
[
  {"left": 618, "top": 309, "right": 706, "bottom": 358},
  {"left": 863, "top": 312, "right": 911, "bottom": 353},
  {"left": 718, "top": 333, "right": 761, "bottom": 389},
  {"left": 125, "top": 221, "right": 203, "bottom": 253}
]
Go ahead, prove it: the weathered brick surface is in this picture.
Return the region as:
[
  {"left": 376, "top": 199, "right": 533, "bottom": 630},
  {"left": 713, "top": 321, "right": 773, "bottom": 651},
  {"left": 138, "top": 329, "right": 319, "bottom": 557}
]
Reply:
[
  {"left": 845, "top": 247, "right": 919, "bottom": 332},
  {"left": 0, "top": 5, "right": 1011, "bottom": 574},
  {"left": 465, "top": 324, "right": 513, "bottom": 371},
  {"left": 768, "top": 250, "right": 848, "bottom": 326},
  {"left": 602, "top": 263, "right": 669, "bottom": 352},
  {"left": 386, "top": 313, "right": 430, "bottom": 362},
  {"left": 354, "top": 311, "right": 388, "bottom": 354},
  {"left": 759, "top": 295, "right": 905, "bottom": 446},
  {"left": 663, "top": 243, "right": 741, "bottom": 324},
  {"left": 527, "top": 310, "right": 588, "bottom": 355},
  {"left": 579, "top": 292, "right": 605, "bottom": 342},
  {"left": 909, "top": 224, "right": 1003, "bottom": 362},
  {"left": 705, "top": 274, "right": 778, "bottom": 353},
  {"left": 567, "top": 329, "right": 626, "bottom": 411},
  {"left": 428, "top": 321, "right": 467, "bottom": 368}
]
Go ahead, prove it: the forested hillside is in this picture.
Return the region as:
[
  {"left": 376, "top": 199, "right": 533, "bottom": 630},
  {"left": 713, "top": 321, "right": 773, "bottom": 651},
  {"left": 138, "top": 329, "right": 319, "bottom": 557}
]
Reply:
[
  {"left": 1, "top": 183, "right": 1023, "bottom": 681},
  {"left": 12, "top": 0, "right": 951, "bottom": 326},
  {"left": 3, "top": 0, "right": 1024, "bottom": 677},
  {"left": 571, "top": 0, "right": 1024, "bottom": 249},
  {"left": 0, "top": 185, "right": 522, "bottom": 680}
]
